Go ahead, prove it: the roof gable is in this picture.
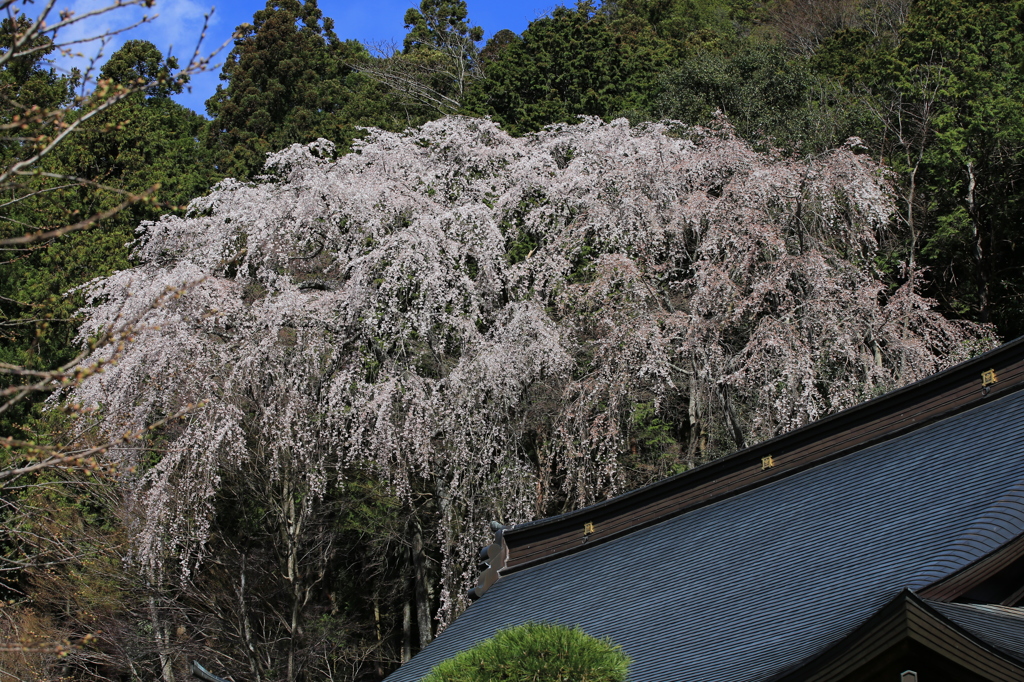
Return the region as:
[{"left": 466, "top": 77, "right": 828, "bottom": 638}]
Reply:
[
  {"left": 771, "top": 590, "right": 1024, "bottom": 681},
  {"left": 928, "top": 601, "right": 1024, "bottom": 662}
]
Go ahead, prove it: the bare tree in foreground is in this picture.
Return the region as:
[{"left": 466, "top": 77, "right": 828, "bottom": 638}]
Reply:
[
  {"left": 0, "top": 1, "right": 227, "bottom": 678},
  {"left": 0, "top": 0, "right": 224, "bottom": 482}
]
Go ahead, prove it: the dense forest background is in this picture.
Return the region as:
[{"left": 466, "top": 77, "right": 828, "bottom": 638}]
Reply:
[{"left": 1, "top": 0, "right": 1022, "bottom": 679}]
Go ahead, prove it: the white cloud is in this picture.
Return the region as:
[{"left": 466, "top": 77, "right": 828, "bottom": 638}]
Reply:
[
  {"left": 43, "top": 0, "right": 142, "bottom": 79},
  {"left": 139, "top": 0, "right": 221, "bottom": 59},
  {"left": 33, "top": 0, "right": 219, "bottom": 87}
]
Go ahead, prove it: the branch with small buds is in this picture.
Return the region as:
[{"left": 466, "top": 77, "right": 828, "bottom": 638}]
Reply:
[{"left": 0, "top": 401, "right": 206, "bottom": 484}]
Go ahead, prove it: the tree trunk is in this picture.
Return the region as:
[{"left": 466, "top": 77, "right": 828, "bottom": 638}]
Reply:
[
  {"left": 280, "top": 475, "right": 306, "bottom": 682},
  {"left": 686, "top": 368, "right": 703, "bottom": 468},
  {"left": 966, "top": 162, "right": 990, "bottom": 322},
  {"left": 411, "top": 527, "right": 432, "bottom": 649},
  {"left": 402, "top": 600, "right": 413, "bottom": 663},
  {"left": 237, "top": 555, "right": 262, "bottom": 682},
  {"left": 148, "top": 593, "right": 175, "bottom": 682},
  {"left": 718, "top": 382, "right": 745, "bottom": 450}
]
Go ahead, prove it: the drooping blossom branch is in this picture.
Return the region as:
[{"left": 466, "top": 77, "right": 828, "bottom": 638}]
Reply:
[{"left": 69, "top": 116, "right": 994, "bottom": 627}]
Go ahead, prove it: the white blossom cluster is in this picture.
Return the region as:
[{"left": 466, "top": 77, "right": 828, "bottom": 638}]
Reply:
[{"left": 69, "top": 116, "right": 992, "bottom": 626}]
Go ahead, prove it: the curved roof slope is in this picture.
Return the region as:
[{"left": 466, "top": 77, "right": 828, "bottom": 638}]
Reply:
[
  {"left": 907, "top": 478, "right": 1024, "bottom": 590},
  {"left": 928, "top": 601, "right": 1024, "bottom": 663},
  {"left": 386, "top": 389, "right": 1024, "bottom": 682}
]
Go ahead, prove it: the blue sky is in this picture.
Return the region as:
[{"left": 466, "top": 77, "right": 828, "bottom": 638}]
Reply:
[{"left": 51, "top": 0, "right": 559, "bottom": 114}]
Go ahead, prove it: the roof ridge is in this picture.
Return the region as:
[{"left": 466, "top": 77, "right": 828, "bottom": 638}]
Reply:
[
  {"left": 927, "top": 600, "right": 1024, "bottom": 618},
  {"left": 508, "top": 336, "right": 1024, "bottom": 536},
  {"left": 496, "top": 336, "right": 1024, "bottom": 575}
]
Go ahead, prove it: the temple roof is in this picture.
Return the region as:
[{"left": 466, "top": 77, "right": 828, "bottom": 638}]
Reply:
[
  {"left": 386, "top": 338, "right": 1024, "bottom": 682},
  {"left": 928, "top": 601, "right": 1024, "bottom": 663},
  {"left": 771, "top": 591, "right": 1024, "bottom": 681}
]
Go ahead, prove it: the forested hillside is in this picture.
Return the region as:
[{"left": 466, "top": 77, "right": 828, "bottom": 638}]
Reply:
[{"left": 1, "top": 0, "right": 1020, "bottom": 680}]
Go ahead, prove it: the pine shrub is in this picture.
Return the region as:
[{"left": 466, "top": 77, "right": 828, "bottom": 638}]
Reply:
[{"left": 422, "top": 622, "right": 631, "bottom": 682}]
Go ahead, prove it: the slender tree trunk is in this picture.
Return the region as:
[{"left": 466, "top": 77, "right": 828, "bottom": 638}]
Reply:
[
  {"left": 280, "top": 475, "right": 306, "bottom": 682},
  {"left": 148, "top": 593, "right": 175, "bottom": 682},
  {"left": 965, "top": 162, "right": 990, "bottom": 322},
  {"left": 905, "top": 154, "right": 921, "bottom": 276},
  {"left": 867, "top": 329, "right": 883, "bottom": 369},
  {"left": 237, "top": 555, "right": 262, "bottom": 682},
  {"left": 898, "top": 152, "right": 923, "bottom": 374},
  {"left": 686, "top": 367, "right": 703, "bottom": 468},
  {"left": 411, "top": 527, "right": 432, "bottom": 649},
  {"left": 374, "top": 599, "right": 385, "bottom": 678},
  {"left": 402, "top": 600, "right": 413, "bottom": 663},
  {"left": 718, "top": 383, "right": 745, "bottom": 450},
  {"left": 793, "top": 182, "right": 806, "bottom": 255},
  {"left": 535, "top": 445, "right": 549, "bottom": 517}
]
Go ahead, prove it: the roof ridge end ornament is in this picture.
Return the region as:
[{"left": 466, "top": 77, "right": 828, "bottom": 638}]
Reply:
[{"left": 468, "top": 521, "right": 509, "bottom": 601}]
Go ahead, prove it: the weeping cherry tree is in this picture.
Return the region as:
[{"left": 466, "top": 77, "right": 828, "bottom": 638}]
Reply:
[{"left": 67, "top": 116, "right": 992, "bottom": 648}]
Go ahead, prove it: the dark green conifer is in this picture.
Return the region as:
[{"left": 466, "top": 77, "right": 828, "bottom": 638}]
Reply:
[
  {"left": 205, "top": 0, "right": 369, "bottom": 179},
  {"left": 464, "top": 1, "right": 667, "bottom": 134}
]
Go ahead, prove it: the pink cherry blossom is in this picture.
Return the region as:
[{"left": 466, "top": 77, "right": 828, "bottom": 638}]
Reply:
[{"left": 68, "top": 116, "right": 994, "bottom": 627}]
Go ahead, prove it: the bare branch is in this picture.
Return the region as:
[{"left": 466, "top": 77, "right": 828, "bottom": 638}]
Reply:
[{"left": 0, "top": 185, "right": 157, "bottom": 245}]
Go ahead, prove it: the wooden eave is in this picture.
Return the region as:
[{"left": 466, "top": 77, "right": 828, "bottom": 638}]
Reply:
[
  {"left": 769, "top": 590, "right": 1024, "bottom": 682},
  {"left": 499, "top": 337, "right": 1024, "bottom": 575}
]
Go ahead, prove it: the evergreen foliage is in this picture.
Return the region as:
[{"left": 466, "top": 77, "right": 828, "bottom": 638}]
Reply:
[
  {"left": 658, "top": 40, "right": 867, "bottom": 153},
  {"left": 0, "top": 16, "right": 77, "bottom": 380},
  {"left": 479, "top": 28, "right": 519, "bottom": 67},
  {"left": 0, "top": 16, "right": 77, "bottom": 152},
  {"left": 2, "top": 43, "right": 212, "bottom": 364},
  {"left": 99, "top": 39, "right": 186, "bottom": 98},
  {"left": 404, "top": 0, "right": 484, "bottom": 54},
  {"left": 464, "top": 2, "right": 668, "bottom": 134},
  {"left": 422, "top": 622, "right": 631, "bottom": 682},
  {"left": 823, "top": 0, "right": 1024, "bottom": 336},
  {"left": 607, "top": 0, "right": 752, "bottom": 52},
  {"left": 895, "top": 0, "right": 1024, "bottom": 335},
  {"left": 0, "top": 39, "right": 214, "bottom": 441},
  {"left": 205, "top": 0, "right": 384, "bottom": 179}
]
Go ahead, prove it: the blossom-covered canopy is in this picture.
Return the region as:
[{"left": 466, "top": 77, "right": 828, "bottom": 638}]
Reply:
[{"left": 71, "top": 116, "right": 989, "bottom": 625}]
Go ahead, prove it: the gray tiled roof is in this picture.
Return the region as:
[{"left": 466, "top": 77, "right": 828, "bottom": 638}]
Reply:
[
  {"left": 907, "top": 477, "right": 1024, "bottom": 590},
  {"left": 386, "top": 389, "right": 1024, "bottom": 682},
  {"left": 928, "top": 600, "right": 1024, "bottom": 663}
]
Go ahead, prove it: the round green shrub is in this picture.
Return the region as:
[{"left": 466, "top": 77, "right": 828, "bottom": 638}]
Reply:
[{"left": 421, "top": 622, "right": 631, "bottom": 682}]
